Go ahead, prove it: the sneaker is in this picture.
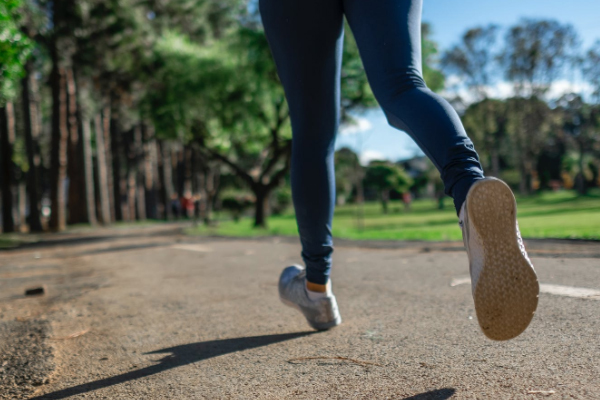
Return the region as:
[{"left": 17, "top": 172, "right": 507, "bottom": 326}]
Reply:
[
  {"left": 459, "top": 177, "right": 539, "bottom": 341},
  {"left": 278, "top": 265, "right": 342, "bottom": 330}
]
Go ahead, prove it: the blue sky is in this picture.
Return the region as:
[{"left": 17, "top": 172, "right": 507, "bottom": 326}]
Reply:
[{"left": 336, "top": 0, "right": 600, "bottom": 164}]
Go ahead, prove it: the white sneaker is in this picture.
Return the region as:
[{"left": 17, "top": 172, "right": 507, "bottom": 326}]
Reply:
[
  {"left": 278, "top": 265, "right": 342, "bottom": 330},
  {"left": 460, "top": 177, "right": 539, "bottom": 341}
]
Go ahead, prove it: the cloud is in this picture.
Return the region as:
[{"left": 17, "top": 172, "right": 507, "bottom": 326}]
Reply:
[
  {"left": 442, "top": 76, "right": 594, "bottom": 104},
  {"left": 359, "top": 150, "right": 387, "bottom": 166},
  {"left": 340, "top": 117, "right": 372, "bottom": 136}
]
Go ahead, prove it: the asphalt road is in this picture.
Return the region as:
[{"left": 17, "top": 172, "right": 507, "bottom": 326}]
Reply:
[{"left": 0, "top": 224, "right": 599, "bottom": 399}]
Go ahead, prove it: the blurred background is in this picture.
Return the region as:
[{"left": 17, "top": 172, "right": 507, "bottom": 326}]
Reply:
[{"left": 1, "top": 0, "right": 599, "bottom": 244}]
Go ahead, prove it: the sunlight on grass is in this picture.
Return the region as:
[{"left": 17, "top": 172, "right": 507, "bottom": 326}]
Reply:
[{"left": 188, "top": 190, "right": 600, "bottom": 241}]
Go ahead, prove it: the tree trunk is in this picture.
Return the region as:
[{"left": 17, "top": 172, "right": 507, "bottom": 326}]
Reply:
[
  {"left": 21, "top": 60, "right": 43, "bottom": 232},
  {"left": 75, "top": 73, "right": 97, "bottom": 226},
  {"left": 158, "top": 141, "right": 174, "bottom": 221},
  {"left": 518, "top": 161, "right": 527, "bottom": 195},
  {"left": 490, "top": 147, "right": 500, "bottom": 178},
  {"left": 204, "top": 166, "right": 220, "bottom": 225},
  {"left": 253, "top": 185, "right": 270, "bottom": 228},
  {"left": 576, "top": 142, "right": 587, "bottom": 195},
  {"left": 49, "top": 61, "right": 69, "bottom": 231},
  {"left": 94, "top": 114, "right": 111, "bottom": 224},
  {"left": 143, "top": 124, "right": 159, "bottom": 219},
  {"left": 18, "top": 183, "right": 27, "bottom": 231},
  {"left": 101, "top": 104, "right": 115, "bottom": 220},
  {"left": 380, "top": 190, "right": 389, "bottom": 214},
  {"left": 81, "top": 117, "right": 97, "bottom": 225},
  {"left": 110, "top": 115, "right": 124, "bottom": 221},
  {"left": 133, "top": 125, "right": 146, "bottom": 221},
  {"left": 0, "top": 104, "right": 15, "bottom": 233},
  {"left": 66, "top": 68, "right": 90, "bottom": 224}
]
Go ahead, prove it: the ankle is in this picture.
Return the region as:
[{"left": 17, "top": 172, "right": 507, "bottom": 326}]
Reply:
[
  {"left": 306, "top": 280, "right": 328, "bottom": 293},
  {"left": 306, "top": 280, "right": 332, "bottom": 300}
]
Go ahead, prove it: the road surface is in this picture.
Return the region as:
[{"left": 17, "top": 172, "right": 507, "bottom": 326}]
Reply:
[{"left": 0, "top": 224, "right": 599, "bottom": 399}]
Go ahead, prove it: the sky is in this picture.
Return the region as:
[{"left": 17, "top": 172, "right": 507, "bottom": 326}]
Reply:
[{"left": 336, "top": 0, "right": 600, "bottom": 165}]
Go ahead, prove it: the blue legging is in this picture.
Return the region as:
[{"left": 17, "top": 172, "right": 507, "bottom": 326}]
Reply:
[{"left": 260, "top": 0, "right": 485, "bottom": 285}]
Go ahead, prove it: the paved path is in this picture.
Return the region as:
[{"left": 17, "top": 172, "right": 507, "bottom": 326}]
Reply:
[{"left": 1, "top": 225, "right": 599, "bottom": 399}]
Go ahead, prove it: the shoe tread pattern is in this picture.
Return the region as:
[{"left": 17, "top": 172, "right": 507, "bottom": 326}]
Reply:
[{"left": 468, "top": 179, "right": 539, "bottom": 341}]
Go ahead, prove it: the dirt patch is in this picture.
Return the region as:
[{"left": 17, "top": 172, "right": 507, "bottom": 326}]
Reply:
[{"left": 0, "top": 320, "right": 55, "bottom": 399}]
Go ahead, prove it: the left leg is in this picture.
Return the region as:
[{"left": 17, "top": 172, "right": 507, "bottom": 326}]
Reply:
[{"left": 343, "top": 0, "right": 484, "bottom": 213}]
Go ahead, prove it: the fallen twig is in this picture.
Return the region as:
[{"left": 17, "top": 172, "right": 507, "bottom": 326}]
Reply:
[
  {"left": 49, "top": 329, "right": 90, "bottom": 340},
  {"left": 527, "top": 390, "right": 556, "bottom": 395},
  {"left": 287, "top": 356, "right": 382, "bottom": 367}
]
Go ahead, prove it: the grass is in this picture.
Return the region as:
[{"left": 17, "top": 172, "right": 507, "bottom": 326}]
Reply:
[
  {"left": 188, "top": 189, "right": 600, "bottom": 241},
  {"left": 0, "top": 233, "right": 41, "bottom": 249}
]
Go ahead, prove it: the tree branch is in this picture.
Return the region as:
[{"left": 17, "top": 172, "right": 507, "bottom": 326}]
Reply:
[
  {"left": 202, "top": 146, "right": 255, "bottom": 187},
  {"left": 266, "top": 143, "right": 292, "bottom": 191},
  {"left": 260, "top": 139, "right": 291, "bottom": 182}
]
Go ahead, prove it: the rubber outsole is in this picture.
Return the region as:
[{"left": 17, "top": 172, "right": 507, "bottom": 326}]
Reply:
[
  {"left": 279, "top": 296, "right": 341, "bottom": 331},
  {"left": 467, "top": 178, "right": 539, "bottom": 341}
]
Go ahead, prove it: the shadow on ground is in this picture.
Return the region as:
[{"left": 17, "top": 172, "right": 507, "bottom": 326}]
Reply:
[
  {"left": 404, "top": 388, "right": 455, "bottom": 399},
  {"left": 0, "top": 226, "right": 183, "bottom": 252},
  {"left": 29, "top": 332, "right": 314, "bottom": 399},
  {"left": 30, "top": 331, "right": 456, "bottom": 399}
]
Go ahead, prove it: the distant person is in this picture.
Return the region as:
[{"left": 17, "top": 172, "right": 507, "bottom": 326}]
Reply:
[
  {"left": 402, "top": 192, "right": 412, "bottom": 211},
  {"left": 180, "top": 191, "right": 195, "bottom": 219},
  {"left": 170, "top": 193, "right": 181, "bottom": 219},
  {"left": 261, "top": 0, "right": 539, "bottom": 340}
]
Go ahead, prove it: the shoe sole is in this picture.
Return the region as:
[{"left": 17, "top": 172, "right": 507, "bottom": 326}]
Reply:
[
  {"left": 279, "top": 296, "right": 342, "bottom": 331},
  {"left": 467, "top": 178, "right": 539, "bottom": 341}
]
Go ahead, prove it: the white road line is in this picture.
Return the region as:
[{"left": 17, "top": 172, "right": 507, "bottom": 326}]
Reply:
[
  {"left": 539, "top": 284, "right": 600, "bottom": 299},
  {"left": 450, "top": 277, "right": 600, "bottom": 300},
  {"left": 450, "top": 277, "right": 472, "bottom": 287},
  {"left": 170, "top": 244, "right": 212, "bottom": 252}
]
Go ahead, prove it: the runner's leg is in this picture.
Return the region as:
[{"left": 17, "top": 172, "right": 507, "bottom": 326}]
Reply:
[
  {"left": 260, "top": 0, "right": 344, "bottom": 285},
  {"left": 343, "top": 0, "right": 485, "bottom": 212}
]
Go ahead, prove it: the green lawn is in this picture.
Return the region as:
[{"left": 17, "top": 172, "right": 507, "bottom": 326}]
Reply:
[{"left": 188, "top": 190, "right": 600, "bottom": 241}]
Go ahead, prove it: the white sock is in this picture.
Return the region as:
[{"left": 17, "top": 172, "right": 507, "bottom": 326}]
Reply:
[{"left": 306, "top": 281, "right": 332, "bottom": 301}]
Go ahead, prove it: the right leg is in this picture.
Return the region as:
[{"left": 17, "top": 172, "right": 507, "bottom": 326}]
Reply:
[{"left": 260, "top": 0, "right": 344, "bottom": 287}]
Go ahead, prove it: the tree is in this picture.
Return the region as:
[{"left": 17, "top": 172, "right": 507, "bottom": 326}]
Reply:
[
  {"left": 556, "top": 94, "right": 600, "bottom": 194},
  {"left": 442, "top": 25, "right": 500, "bottom": 101},
  {"left": 421, "top": 23, "right": 445, "bottom": 93},
  {"left": 462, "top": 98, "right": 508, "bottom": 177},
  {"left": 147, "top": 21, "right": 377, "bottom": 227},
  {"left": 0, "top": 0, "right": 32, "bottom": 103},
  {"left": 501, "top": 19, "right": 579, "bottom": 98},
  {"left": 20, "top": 58, "right": 44, "bottom": 231},
  {"left": 0, "top": 0, "right": 32, "bottom": 233},
  {"left": 505, "top": 96, "right": 554, "bottom": 194},
  {"left": 0, "top": 103, "right": 17, "bottom": 232},
  {"left": 500, "top": 19, "right": 578, "bottom": 193},
  {"left": 582, "top": 41, "right": 600, "bottom": 103},
  {"left": 364, "top": 162, "right": 412, "bottom": 214},
  {"left": 334, "top": 147, "right": 362, "bottom": 205}
]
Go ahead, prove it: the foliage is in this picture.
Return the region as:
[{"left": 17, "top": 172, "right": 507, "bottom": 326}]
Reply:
[
  {"left": 582, "top": 40, "right": 600, "bottom": 103},
  {"left": 364, "top": 162, "right": 412, "bottom": 213},
  {"left": 442, "top": 25, "right": 499, "bottom": 99},
  {"left": 221, "top": 194, "right": 254, "bottom": 222},
  {"left": 501, "top": 19, "right": 579, "bottom": 97},
  {"left": 365, "top": 162, "right": 412, "bottom": 192},
  {"left": 461, "top": 98, "right": 508, "bottom": 176},
  {"left": 0, "top": 0, "right": 32, "bottom": 103},
  {"left": 334, "top": 147, "right": 362, "bottom": 204},
  {"left": 421, "top": 23, "right": 445, "bottom": 93},
  {"left": 271, "top": 186, "right": 292, "bottom": 215}
]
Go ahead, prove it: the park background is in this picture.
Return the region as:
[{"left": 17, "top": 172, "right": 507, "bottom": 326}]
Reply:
[{"left": 1, "top": 0, "right": 599, "bottom": 245}]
